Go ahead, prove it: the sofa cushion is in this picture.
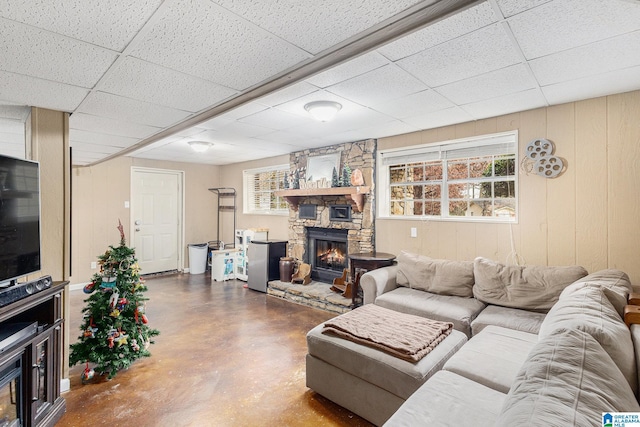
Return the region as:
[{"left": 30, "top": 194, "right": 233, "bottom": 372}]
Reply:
[
  {"left": 472, "top": 257, "right": 587, "bottom": 310},
  {"left": 443, "top": 326, "right": 538, "bottom": 393},
  {"left": 384, "top": 371, "right": 506, "bottom": 427},
  {"left": 539, "top": 285, "right": 637, "bottom": 395},
  {"left": 396, "top": 251, "right": 474, "bottom": 297},
  {"left": 560, "top": 269, "right": 632, "bottom": 316},
  {"left": 471, "top": 305, "right": 546, "bottom": 336},
  {"left": 496, "top": 329, "right": 640, "bottom": 427},
  {"left": 306, "top": 323, "right": 467, "bottom": 400},
  {"left": 375, "top": 287, "right": 486, "bottom": 337}
]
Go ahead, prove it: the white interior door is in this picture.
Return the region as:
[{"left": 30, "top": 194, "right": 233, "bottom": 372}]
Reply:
[{"left": 131, "top": 168, "right": 183, "bottom": 274}]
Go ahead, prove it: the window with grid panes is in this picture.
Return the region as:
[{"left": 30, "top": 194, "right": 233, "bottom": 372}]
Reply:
[
  {"left": 379, "top": 131, "right": 517, "bottom": 222},
  {"left": 243, "top": 165, "right": 289, "bottom": 215}
]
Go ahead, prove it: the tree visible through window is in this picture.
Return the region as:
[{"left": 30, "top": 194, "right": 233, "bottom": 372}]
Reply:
[
  {"left": 380, "top": 131, "right": 517, "bottom": 221},
  {"left": 243, "top": 165, "right": 289, "bottom": 215}
]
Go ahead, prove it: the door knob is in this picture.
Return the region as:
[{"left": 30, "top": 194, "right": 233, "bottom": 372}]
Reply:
[
  {"left": 135, "top": 220, "right": 141, "bottom": 225},
  {"left": 135, "top": 228, "right": 140, "bottom": 231}
]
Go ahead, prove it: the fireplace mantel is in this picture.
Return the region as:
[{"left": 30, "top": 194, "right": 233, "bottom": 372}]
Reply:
[{"left": 275, "top": 186, "right": 370, "bottom": 212}]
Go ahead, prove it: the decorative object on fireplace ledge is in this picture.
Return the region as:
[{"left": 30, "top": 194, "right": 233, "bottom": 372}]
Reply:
[
  {"left": 351, "top": 168, "right": 364, "bottom": 186},
  {"left": 275, "top": 186, "right": 370, "bottom": 212},
  {"left": 292, "top": 262, "right": 311, "bottom": 285}
]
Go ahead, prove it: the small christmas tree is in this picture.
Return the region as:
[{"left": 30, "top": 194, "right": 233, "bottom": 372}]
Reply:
[
  {"left": 341, "top": 164, "right": 352, "bottom": 187},
  {"left": 70, "top": 221, "right": 160, "bottom": 381},
  {"left": 332, "top": 167, "right": 340, "bottom": 187}
]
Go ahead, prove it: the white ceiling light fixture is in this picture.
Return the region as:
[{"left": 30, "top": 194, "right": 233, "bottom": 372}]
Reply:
[
  {"left": 188, "top": 140, "right": 213, "bottom": 153},
  {"left": 304, "top": 101, "right": 342, "bottom": 122}
]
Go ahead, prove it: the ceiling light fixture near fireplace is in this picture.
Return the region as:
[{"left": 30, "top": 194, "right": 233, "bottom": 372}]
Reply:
[
  {"left": 304, "top": 101, "right": 342, "bottom": 122},
  {"left": 188, "top": 140, "right": 213, "bottom": 153}
]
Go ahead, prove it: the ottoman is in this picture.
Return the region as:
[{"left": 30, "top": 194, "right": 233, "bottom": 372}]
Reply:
[{"left": 306, "top": 323, "right": 467, "bottom": 426}]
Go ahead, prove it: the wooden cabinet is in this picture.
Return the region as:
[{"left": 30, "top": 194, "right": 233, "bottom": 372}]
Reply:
[{"left": 0, "top": 282, "right": 66, "bottom": 427}]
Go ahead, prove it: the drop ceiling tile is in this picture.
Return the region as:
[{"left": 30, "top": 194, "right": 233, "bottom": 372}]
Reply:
[
  {"left": 326, "top": 64, "right": 428, "bottom": 106},
  {"left": 219, "top": 103, "right": 269, "bottom": 121},
  {"left": 0, "top": 18, "right": 118, "bottom": 88},
  {"left": 402, "top": 106, "right": 474, "bottom": 130},
  {"left": 128, "top": 0, "right": 310, "bottom": 91},
  {"left": 70, "top": 129, "right": 139, "bottom": 148},
  {"left": 328, "top": 120, "right": 420, "bottom": 143},
  {"left": 530, "top": 31, "right": 640, "bottom": 86},
  {"left": 194, "top": 116, "right": 236, "bottom": 131},
  {"left": 70, "top": 113, "right": 162, "bottom": 139},
  {"left": 0, "top": 1, "right": 163, "bottom": 51},
  {"left": 541, "top": 66, "right": 640, "bottom": 105},
  {"left": 69, "top": 142, "right": 123, "bottom": 155},
  {"left": 396, "top": 23, "right": 521, "bottom": 87},
  {"left": 369, "top": 89, "right": 454, "bottom": 119},
  {"left": 508, "top": 0, "right": 640, "bottom": 59},
  {"left": 213, "top": 0, "right": 422, "bottom": 54},
  {"left": 99, "top": 57, "right": 238, "bottom": 113},
  {"left": 238, "top": 108, "right": 311, "bottom": 131},
  {"left": 273, "top": 90, "right": 365, "bottom": 118},
  {"left": 378, "top": 2, "right": 499, "bottom": 61},
  {"left": 286, "top": 107, "right": 396, "bottom": 137},
  {"left": 0, "top": 70, "right": 89, "bottom": 112},
  {"left": 306, "top": 52, "right": 390, "bottom": 88},
  {"left": 0, "top": 105, "right": 29, "bottom": 122},
  {"left": 75, "top": 92, "right": 191, "bottom": 128},
  {"left": 204, "top": 121, "right": 274, "bottom": 139},
  {"left": 436, "top": 64, "right": 538, "bottom": 105},
  {"left": 462, "top": 88, "right": 547, "bottom": 119},
  {"left": 495, "top": 0, "right": 553, "bottom": 18},
  {"left": 256, "top": 82, "right": 319, "bottom": 107},
  {"left": 247, "top": 139, "right": 299, "bottom": 154}
]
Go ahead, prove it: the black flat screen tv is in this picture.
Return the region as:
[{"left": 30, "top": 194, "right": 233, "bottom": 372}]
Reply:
[{"left": 0, "top": 154, "right": 41, "bottom": 286}]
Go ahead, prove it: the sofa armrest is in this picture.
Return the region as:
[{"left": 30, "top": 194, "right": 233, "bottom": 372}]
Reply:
[{"left": 360, "top": 265, "right": 398, "bottom": 305}]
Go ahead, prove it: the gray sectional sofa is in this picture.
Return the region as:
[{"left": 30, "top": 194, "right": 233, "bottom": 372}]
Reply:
[{"left": 306, "top": 252, "right": 640, "bottom": 426}]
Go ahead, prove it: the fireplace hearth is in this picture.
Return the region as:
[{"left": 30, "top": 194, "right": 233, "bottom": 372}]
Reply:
[{"left": 307, "top": 227, "right": 348, "bottom": 283}]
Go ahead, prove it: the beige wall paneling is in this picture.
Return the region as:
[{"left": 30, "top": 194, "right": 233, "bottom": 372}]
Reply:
[
  {"left": 545, "top": 103, "right": 577, "bottom": 266},
  {"left": 517, "top": 108, "right": 548, "bottom": 265},
  {"left": 607, "top": 91, "right": 640, "bottom": 283},
  {"left": 575, "top": 97, "right": 608, "bottom": 273}
]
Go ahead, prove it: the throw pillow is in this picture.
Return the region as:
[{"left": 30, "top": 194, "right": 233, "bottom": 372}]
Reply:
[
  {"left": 560, "top": 269, "right": 632, "bottom": 317},
  {"left": 396, "top": 251, "right": 474, "bottom": 297},
  {"left": 472, "top": 257, "right": 587, "bottom": 310}
]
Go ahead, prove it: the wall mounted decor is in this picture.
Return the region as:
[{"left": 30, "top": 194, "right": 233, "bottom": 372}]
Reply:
[{"left": 524, "top": 138, "right": 565, "bottom": 178}]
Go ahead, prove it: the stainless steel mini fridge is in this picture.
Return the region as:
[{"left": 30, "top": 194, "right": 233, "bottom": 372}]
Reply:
[{"left": 247, "top": 240, "right": 286, "bottom": 292}]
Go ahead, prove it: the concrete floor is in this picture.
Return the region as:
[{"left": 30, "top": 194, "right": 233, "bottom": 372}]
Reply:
[{"left": 59, "top": 273, "right": 373, "bottom": 426}]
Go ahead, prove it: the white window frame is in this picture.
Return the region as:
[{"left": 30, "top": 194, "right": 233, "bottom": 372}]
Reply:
[
  {"left": 243, "top": 164, "right": 289, "bottom": 215},
  {"left": 377, "top": 131, "right": 518, "bottom": 223}
]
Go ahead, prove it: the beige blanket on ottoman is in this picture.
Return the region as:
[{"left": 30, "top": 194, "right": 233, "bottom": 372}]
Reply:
[{"left": 323, "top": 304, "right": 453, "bottom": 362}]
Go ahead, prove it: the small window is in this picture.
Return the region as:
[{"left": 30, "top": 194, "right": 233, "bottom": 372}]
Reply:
[
  {"left": 243, "top": 164, "right": 289, "bottom": 215},
  {"left": 378, "top": 131, "right": 517, "bottom": 222}
]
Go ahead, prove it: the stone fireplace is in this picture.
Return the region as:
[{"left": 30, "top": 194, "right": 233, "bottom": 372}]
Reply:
[{"left": 285, "top": 139, "right": 376, "bottom": 284}]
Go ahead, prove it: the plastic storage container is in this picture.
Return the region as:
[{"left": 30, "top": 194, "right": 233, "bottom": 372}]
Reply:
[
  {"left": 210, "top": 249, "right": 239, "bottom": 281},
  {"left": 188, "top": 243, "right": 208, "bottom": 274}
]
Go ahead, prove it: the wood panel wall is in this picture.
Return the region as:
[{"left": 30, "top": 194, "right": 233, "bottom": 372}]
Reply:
[{"left": 376, "top": 90, "right": 640, "bottom": 284}]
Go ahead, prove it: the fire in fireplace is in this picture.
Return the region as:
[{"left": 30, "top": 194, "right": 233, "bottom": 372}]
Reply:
[{"left": 307, "top": 227, "right": 348, "bottom": 283}]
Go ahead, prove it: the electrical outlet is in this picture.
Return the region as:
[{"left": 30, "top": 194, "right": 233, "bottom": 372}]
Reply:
[
  {"left": 410, "top": 227, "right": 417, "bottom": 238},
  {"left": 91, "top": 261, "right": 97, "bottom": 269}
]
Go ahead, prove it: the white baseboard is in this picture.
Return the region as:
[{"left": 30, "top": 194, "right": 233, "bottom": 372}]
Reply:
[{"left": 60, "top": 378, "right": 70, "bottom": 393}]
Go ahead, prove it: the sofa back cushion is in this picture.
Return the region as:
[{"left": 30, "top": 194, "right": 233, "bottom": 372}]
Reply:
[
  {"left": 472, "top": 257, "right": 587, "bottom": 310},
  {"left": 560, "top": 269, "right": 632, "bottom": 317},
  {"left": 539, "top": 286, "right": 637, "bottom": 395},
  {"left": 496, "top": 328, "right": 640, "bottom": 426},
  {"left": 396, "top": 251, "right": 474, "bottom": 297}
]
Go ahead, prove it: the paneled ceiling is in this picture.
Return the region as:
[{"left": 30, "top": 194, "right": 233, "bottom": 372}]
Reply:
[{"left": 1, "top": 0, "right": 639, "bottom": 166}]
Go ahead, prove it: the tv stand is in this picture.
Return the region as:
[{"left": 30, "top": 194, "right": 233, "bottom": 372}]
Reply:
[{"left": 0, "top": 281, "right": 67, "bottom": 426}]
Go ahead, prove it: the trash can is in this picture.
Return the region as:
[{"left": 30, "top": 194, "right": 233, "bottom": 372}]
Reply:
[{"left": 188, "top": 243, "right": 208, "bottom": 274}]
